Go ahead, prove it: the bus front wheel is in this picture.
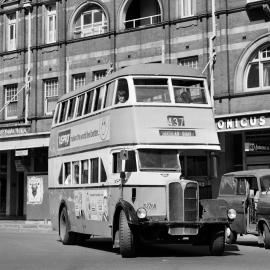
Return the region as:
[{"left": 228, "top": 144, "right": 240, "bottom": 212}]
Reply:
[
  {"left": 263, "top": 224, "right": 270, "bottom": 249},
  {"left": 209, "top": 228, "right": 225, "bottom": 256},
  {"left": 119, "top": 210, "right": 136, "bottom": 258},
  {"left": 59, "top": 207, "right": 76, "bottom": 245}
]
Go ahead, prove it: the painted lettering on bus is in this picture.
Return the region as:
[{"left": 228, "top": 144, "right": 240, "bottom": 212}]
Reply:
[{"left": 58, "top": 130, "right": 71, "bottom": 148}]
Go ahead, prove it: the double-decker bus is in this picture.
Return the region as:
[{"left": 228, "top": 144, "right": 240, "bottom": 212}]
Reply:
[{"left": 48, "top": 64, "right": 236, "bottom": 257}]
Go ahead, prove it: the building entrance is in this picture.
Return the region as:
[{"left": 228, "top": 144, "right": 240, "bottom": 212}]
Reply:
[{"left": 0, "top": 153, "right": 7, "bottom": 216}]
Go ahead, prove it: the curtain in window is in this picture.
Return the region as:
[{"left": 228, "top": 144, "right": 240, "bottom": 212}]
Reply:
[{"left": 263, "top": 62, "right": 270, "bottom": 86}]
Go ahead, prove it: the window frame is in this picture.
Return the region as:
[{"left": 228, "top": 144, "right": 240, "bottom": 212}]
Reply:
[
  {"left": 73, "top": 5, "right": 108, "bottom": 38},
  {"left": 72, "top": 73, "right": 86, "bottom": 91},
  {"left": 4, "top": 84, "right": 18, "bottom": 120},
  {"left": 46, "top": 4, "right": 57, "bottom": 44},
  {"left": 6, "top": 12, "right": 17, "bottom": 51},
  {"left": 178, "top": 56, "right": 198, "bottom": 69},
  {"left": 44, "top": 78, "right": 59, "bottom": 115},
  {"left": 179, "top": 0, "right": 196, "bottom": 18}
]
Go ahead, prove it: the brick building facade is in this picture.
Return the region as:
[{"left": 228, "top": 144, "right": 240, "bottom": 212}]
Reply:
[{"left": 0, "top": 0, "right": 269, "bottom": 219}]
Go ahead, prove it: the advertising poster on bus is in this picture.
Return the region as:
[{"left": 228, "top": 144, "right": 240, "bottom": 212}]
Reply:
[{"left": 74, "top": 190, "right": 108, "bottom": 221}]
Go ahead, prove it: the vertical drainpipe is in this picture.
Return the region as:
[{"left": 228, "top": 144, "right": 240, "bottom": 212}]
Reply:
[
  {"left": 209, "top": 0, "right": 216, "bottom": 108},
  {"left": 113, "top": 0, "right": 116, "bottom": 71},
  {"left": 24, "top": 1, "right": 32, "bottom": 125},
  {"left": 167, "top": 0, "right": 171, "bottom": 63},
  {"left": 62, "top": 0, "right": 67, "bottom": 93}
]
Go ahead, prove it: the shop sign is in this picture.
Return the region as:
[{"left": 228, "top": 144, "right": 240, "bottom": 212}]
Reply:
[
  {"left": 216, "top": 113, "right": 270, "bottom": 132},
  {"left": 0, "top": 127, "right": 31, "bottom": 137},
  {"left": 15, "top": 149, "right": 28, "bottom": 156},
  {"left": 245, "top": 142, "right": 270, "bottom": 152}
]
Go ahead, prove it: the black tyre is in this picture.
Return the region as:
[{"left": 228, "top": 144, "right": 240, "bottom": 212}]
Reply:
[
  {"left": 263, "top": 224, "right": 270, "bottom": 249},
  {"left": 59, "top": 207, "right": 76, "bottom": 245},
  {"left": 226, "top": 230, "right": 237, "bottom": 244},
  {"left": 119, "top": 210, "right": 136, "bottom": 258},
  {"left": 209, "top": 229, "right": 225, "bottom": 256}
]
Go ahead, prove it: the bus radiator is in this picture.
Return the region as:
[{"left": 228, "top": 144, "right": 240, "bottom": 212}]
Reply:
[{"left": 168, "top": 182, "right": 198, "bottom": 222}]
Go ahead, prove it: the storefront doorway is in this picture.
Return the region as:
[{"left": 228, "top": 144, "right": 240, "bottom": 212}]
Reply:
[{"left": 0, "top": 153, "right": 7, "bottom": 216}]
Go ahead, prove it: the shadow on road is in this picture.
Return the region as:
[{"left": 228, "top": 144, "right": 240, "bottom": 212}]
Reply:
[{"left": 69, "top": 237, "right": 242, "bottom": 258}]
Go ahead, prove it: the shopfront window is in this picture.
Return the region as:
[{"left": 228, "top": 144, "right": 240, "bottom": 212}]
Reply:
[{"left": 245, "top": 132, "right": 270, "bottom": 170}]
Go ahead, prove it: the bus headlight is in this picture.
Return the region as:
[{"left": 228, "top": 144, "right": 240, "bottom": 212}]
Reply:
[
  {"left": 137, "top": 208, "right": 147, "bottom": 219},
  {"left": 227, "top": 209, "right": 236, "bottom": 220}
]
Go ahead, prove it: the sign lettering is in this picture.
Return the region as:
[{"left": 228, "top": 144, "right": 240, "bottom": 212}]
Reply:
[{"left": 216, "top": 114, "right": 269, "bottom": 132}]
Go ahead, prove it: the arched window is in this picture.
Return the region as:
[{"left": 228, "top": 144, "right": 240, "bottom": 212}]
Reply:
[
  {"left": 246, "top": 45, "right": 270, "bottom": 91},
  {"left": 122, "top": 0, "right": 162, "bottom": 29},
  {"left": 72, "top": 3, "right": 108, "bottom": 38}
]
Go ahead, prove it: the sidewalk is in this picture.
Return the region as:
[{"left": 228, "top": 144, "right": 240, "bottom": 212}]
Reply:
[{"left": 0, "top": 220, "right": 53, "bottom": 233}]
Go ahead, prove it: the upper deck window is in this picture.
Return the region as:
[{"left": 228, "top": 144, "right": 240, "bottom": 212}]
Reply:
[
  {"left": 67, "top": 97, "right": 76, "bottom": 121},
  {"left": 84, "top": 90, "right": 95, "bottom": 114},
  {"left": 76, "top": 94, "right": 85, "bottom": 117},
  {"left": 59, "top": 101, "right": 68, "bottom": 123},
  {"left": 115, "top": 79, "right": 129, "bottom": 104},
  {"left": 138, "top": 149, "right": 181, "bottom": 171},
  {"left": 172, "top": 79, "right": 207, "bottom": 104},
  {"left": 94, "top": 86, "right": 106, "bottom": 111},
  {"left": 104, "top": 81, "right": 115, "bottom": 107},
  {"left": 134, "top": 78, "right": 170, "bottom": 103}
]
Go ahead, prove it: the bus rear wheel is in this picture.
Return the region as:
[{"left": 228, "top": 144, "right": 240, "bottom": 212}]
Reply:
[
  {"left": 209, "top": 228, "right": 225, "bottom": 256},
  {"left": 263, "top": 224, "right": 270, "bottom": 249},
  {"left": 119, "top": 210, "right": 136, "bottom": 258},
  {"left": 59, "top": 207, "right": 76, "bottom": 245}
]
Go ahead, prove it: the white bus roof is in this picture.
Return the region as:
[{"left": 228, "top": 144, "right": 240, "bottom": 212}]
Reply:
[{"left": 59, "top": 64, "right": 205, "bottom": 102}]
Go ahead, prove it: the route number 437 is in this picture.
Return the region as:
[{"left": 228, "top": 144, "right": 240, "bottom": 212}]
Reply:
[{"left": 167, "top": 116, "right": 185, "bottom": 127}]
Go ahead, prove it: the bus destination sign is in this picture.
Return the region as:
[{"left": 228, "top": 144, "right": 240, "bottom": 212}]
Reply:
[{"left": 159, "top": 129, "right": 196, "bottom": 137}]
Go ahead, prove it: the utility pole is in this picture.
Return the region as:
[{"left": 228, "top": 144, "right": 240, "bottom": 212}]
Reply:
[{"left": 23, "top": 0, "right": 32, "bottom": 124}]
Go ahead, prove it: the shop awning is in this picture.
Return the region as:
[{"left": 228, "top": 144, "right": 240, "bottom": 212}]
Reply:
[{"left": 0, "top": 132, "right": 50, "bottom": 151}]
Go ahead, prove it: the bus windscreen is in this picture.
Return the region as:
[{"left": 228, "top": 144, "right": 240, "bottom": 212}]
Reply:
[{"left": 138, "top": 149, "right": 181, "bottom": 171}]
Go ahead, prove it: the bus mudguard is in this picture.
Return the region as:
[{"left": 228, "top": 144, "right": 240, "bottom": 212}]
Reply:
[
  {"left": 114, "top": 199, "right": 139, "bottom": 225},
  {"left": 199, "top": 199, "right": 228, "bottom": 223}
]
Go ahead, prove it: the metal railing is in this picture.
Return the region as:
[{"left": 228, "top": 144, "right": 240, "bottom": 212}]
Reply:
[{"left": 124, "top": 14, "right": 162, "bottom": 29}]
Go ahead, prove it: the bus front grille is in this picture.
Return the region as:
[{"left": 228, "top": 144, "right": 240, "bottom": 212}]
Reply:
[
  {"left": 168, "top": 182, "right": 198, "bottom": 222},
  {"left": 169, "top": 182, "right": 184, "bottom": 222},
  {"left": 184, "top": 183, "right": 198, "bottom": 222}
]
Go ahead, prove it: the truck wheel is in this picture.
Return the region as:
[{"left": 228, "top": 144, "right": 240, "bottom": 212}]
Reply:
[
  {"left": 119, "top": 210, "right": 136, "bottom": 258},
  {"left": 226, "top": 229, "right": 237, "bottom": 244},
  {"left": 209, "top": 229, "right": 225, "bottom": 256},
  {"left": 59, "top": 207, "right": 76, "bottom": 245},
  {"left": 263, "top": 224, "right": 270, "bottom": 249}
]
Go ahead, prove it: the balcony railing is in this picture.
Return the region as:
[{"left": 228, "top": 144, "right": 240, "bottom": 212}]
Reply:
[
  {"left": 124, "top": 14, "right": 162, "bottom": 29},
  {"left": 74, "top": 22, "right": 108, "bottom": 37}
]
